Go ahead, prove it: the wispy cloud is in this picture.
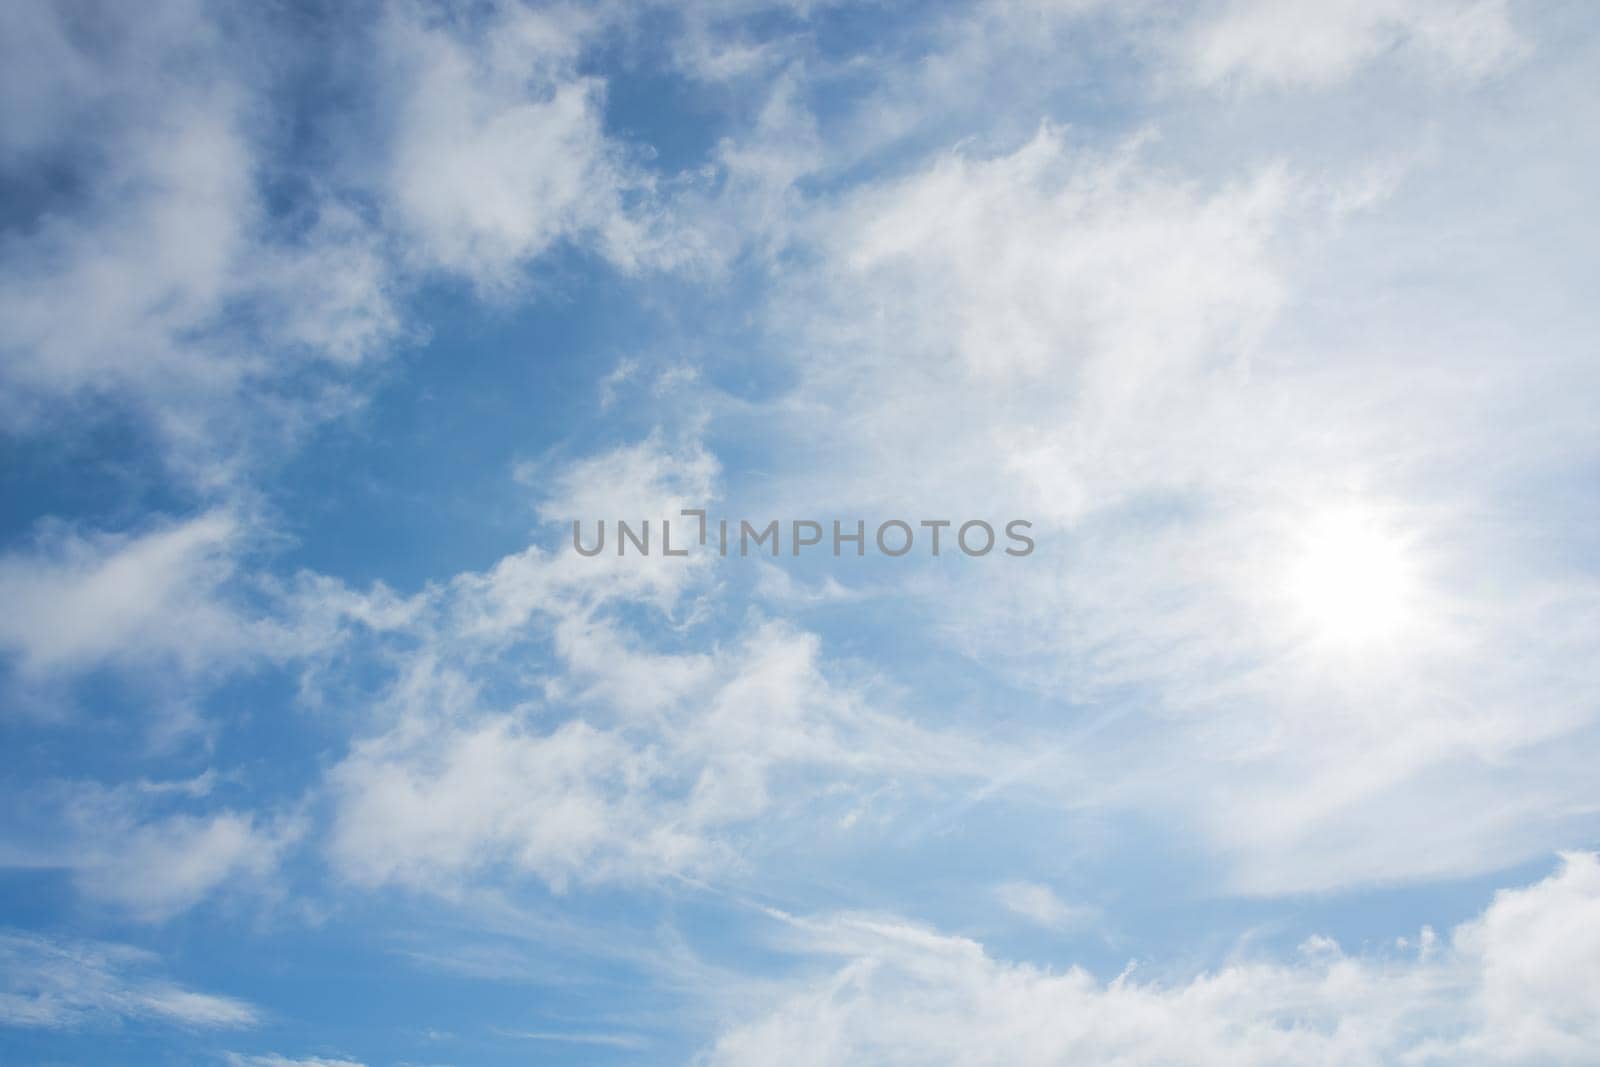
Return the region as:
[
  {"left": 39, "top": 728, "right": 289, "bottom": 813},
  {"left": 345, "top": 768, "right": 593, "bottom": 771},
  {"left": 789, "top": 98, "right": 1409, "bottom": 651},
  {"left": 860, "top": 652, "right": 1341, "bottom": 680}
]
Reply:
[
  {"left": 495, "top": 1028, "right": 648, "bottom": 1050},
  {"left": 0, "top": 931, "right": 257, "bottom": 1029}
]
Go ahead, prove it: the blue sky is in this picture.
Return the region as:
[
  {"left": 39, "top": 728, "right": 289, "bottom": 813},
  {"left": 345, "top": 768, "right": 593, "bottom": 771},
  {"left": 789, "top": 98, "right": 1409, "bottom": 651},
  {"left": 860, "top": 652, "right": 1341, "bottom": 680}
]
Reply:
[{"left": 2, "top": 1, "right": 1599, "bottom": 1064}]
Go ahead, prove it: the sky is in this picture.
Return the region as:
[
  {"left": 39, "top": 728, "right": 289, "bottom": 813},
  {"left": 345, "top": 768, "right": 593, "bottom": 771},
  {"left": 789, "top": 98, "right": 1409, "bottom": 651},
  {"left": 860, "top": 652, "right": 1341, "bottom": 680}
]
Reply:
[{"left": 1, "top": 0, "right": 1599, "bottom": 1064}]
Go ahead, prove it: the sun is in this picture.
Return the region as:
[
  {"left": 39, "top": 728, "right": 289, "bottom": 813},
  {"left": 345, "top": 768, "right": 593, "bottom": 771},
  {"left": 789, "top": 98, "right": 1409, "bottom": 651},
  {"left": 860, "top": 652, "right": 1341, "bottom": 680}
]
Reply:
[{"left": 1284, "top": 504, "right": 1417, "bottom": 647}]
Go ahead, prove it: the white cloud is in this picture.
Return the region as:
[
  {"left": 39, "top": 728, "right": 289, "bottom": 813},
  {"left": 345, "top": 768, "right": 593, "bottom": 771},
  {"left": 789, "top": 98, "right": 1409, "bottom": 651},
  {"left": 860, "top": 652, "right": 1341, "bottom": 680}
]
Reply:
[
  {"left": 716, "top": 16, "right": 1600, "bottom": 895},
  {"left": 0, "top": 511, "right": 248, "bottom": 679},
  {"left": 993, "top": 882, "right": 1095, "bottom": 932},
  {"left": 691, "top": 67, "right": 825, "bottom": 262},
  {"left": 1452, "top": 853, "right": 1600, "bottom": 1062},
  {"left": 705, "top": 853, "right": 1600, "bottom": 1066},
  {"left": 834, "top": 122, "right": 1288, "bottom": 381},
  {"left": 376, "top": 1, "right": 670, "bottom": 288},
  {"left": 226, "top": 1055, "right": 366, "bottom": 1067},
  {"left": 463, "top": 434, "right": 722, "bottom": 628},
  {"left": 764, "top": 123, "right": 1296, "bottom": 520},
  {"left": 327, "top": 614, "right": 986, "bottom": 894},
  {"left": 1186, "top": 0, "right": 1527, "bottom": 89},
  {"left": 64, "top": 805, "right": 301, "bottom": 924},
  {"left": 312, "top": 432, "right": 996, "bottom": 893},
  {"left": 0, "top": 931, "right": 257, "bottom": 1029},
  {"left": 497, "top": 1028, "right": 647, "bottom": 1050},
  {"left": 3, "top": 778, "right": 303, "bottom": 923},
  {"left": 535, "top": 432, "right": 721, "bottom": 533},
  {"left": 0, "top": 434, "right": 974, "bottom": 909},
  {"left": 0, "top": 0, "right": 400, "bottom": 481},
  {"left": 754, "top": 562, "right": 865, "bottom": 607},
  {"left": 0, "top": 506, "right": 430, "bottom": 703},
  {"left": 0, "top": 6, "right": 1593, "bottom": 1036}
]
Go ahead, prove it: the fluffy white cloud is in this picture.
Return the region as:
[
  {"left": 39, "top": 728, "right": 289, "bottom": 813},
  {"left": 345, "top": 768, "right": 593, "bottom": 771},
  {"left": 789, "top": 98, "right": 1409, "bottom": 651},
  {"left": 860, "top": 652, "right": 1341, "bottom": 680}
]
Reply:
[
  {"left": 376, "top": 1, "right": 674, "bottom": 288},
  {"left": 705, "top": 853, "right": 1600, "bottom": 1067},
  {"left": 0, "top": 931, "right": 257, "bottom": 1029},
  {"left": 0, "top": 0, "right": 695, "bottom": 479},
  {"left": 1452, "top": 853, "right": 1600, "bottom": 1062},
  {"left": 310, "top": 431, "right": 993, "bottom": 893},
  {"left": 327, "top": 608, "right": 986, "bottom": 893},
  {"left": 0, "top": 0, "right": 399, "bottom": 480}
]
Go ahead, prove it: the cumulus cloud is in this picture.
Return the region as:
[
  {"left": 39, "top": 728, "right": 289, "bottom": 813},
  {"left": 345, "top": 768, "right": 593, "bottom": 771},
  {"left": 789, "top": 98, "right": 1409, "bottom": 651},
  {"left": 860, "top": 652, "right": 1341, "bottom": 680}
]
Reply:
[
  {"left": 285, "top": 431, "right": 991, "bottom": 895},
  {"left": 0, "top": 435, "right": 885, "bottom": 893},
  {"left": 0, "top": 0, "right": 402, "bottom": 479},
  {"left": 0, "top": 0, "right": 694, "bottom": 479},
  {"left": 376, "top": 1, "right": 675, "bottom": 288},
  {"left": 327, "top": 593, "right": 987, "bottom": 893},
  {"left": 704, "top": 853, "right": 1600, "bottom": 1067},
  {"left": 0, "top": 433, "right": 970, "bottom": 910},
  {"left": 0, "top": 931, "right": 257, "bottom": 1029}
]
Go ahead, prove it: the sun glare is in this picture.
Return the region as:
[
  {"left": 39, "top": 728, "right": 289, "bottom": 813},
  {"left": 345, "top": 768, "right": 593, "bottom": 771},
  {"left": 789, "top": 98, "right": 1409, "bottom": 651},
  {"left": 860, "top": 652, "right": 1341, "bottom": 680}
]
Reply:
[{"left": 1285, "top": 504, "right": 1417, "bottom": 647}]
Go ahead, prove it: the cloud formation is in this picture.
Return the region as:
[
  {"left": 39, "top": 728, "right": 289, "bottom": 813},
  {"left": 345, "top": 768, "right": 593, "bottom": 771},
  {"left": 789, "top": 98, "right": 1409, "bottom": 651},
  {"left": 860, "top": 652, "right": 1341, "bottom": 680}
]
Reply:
[
  {"left": 707, "top": 853, "right": 1600, "bottom": 1066},
  {"left": 1185, "top": 0, "right": 1526, "bottom": 88},
  {"left": 377, "top": 2, "right": 670, "bottom": 288},
  {"left": 1, "top": 1, "right": 1598, "bottom": 1062},
  {"left": 323, "top": 436, "right": 991, "bottom": 894},
  {"left": 0, "top": 1, "right": 400, "bottom": 481},
  {"left": 0, "top": 931, "right": 257, "bottom": 1029}
]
